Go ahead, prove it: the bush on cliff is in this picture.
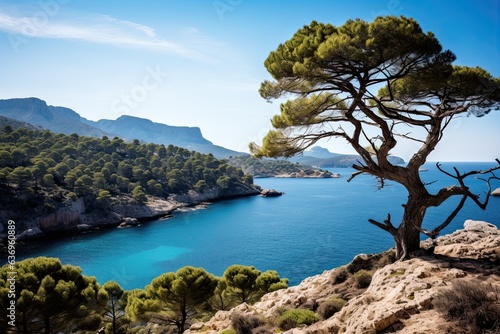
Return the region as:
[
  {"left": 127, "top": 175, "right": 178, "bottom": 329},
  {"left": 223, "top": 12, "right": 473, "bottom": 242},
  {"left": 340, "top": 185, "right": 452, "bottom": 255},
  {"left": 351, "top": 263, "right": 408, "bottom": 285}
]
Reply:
[
  {"left": 354, "top": 270, "right": 372, "bottom": 288},
  {"left": 277, "top": 309, "right": 319, "bottom": 331},
  {"left": 317, "top": 297, "right": 347, "bottom": 319}
]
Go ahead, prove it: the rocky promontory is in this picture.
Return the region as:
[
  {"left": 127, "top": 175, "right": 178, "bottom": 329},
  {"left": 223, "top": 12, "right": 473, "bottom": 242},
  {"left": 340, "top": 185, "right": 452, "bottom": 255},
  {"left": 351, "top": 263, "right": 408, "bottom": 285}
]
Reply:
[
  {"left": 227, "top": 155, "right": 340, "bottom": 179},
  {"left": 275, "top": 170, "right": 341, "bottom": 178},
  {"left": 185, "top": 220, "right": 500, "bottom": 334},
  {"left": 260, "top": 189, "right": 283, "bottom": 197}
]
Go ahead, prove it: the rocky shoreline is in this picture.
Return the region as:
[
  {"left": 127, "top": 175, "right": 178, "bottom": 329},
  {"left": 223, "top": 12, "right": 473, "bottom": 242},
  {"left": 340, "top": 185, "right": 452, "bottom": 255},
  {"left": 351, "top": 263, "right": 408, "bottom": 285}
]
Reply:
[
  {"left": 0, "top": 185, "right": 260, "bottom": 241},
  {"left": 255, "top": 170, "right": 341, "bottom": 178},
  {"left": 185, "top": 220, "right": 500, "bottom": 334},
  {"left": 275, "top": 171, "right": 341, "bottom": 178}
]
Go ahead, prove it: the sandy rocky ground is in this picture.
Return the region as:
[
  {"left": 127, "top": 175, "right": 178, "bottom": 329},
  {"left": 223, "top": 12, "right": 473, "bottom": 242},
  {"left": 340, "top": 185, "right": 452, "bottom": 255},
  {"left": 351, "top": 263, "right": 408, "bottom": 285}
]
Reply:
[{"left": 181, "top": 220, "right": 499, "bottom": 334}]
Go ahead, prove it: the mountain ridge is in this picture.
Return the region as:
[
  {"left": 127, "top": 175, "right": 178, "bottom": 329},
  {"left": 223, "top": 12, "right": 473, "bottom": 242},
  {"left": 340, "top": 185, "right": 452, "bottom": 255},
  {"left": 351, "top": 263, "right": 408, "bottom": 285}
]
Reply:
[
  {"left": 0, "top": 97, "right": 405, "bottom": 164},
  {"left": 292, "top": 150, "right": 405, "bottom": 167},
  {"left": 0, "top": 97, "right": 240, "bottom": 158}
]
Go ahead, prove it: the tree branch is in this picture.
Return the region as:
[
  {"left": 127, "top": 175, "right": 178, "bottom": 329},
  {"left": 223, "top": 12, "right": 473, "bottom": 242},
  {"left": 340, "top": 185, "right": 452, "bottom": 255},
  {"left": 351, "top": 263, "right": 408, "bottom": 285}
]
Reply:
[
  {"left": 347, "top": 170, "right": 364, "bottom": 182},
  {"left": 432, "top": 160, "right": 500, "bottom": 207},
  {"left": 419, "top": 160, "right": 500, "bottom": 239},
  {"left": 368, "top": 213, "right": 398, "bottom": 238},
  {"left": 417, "top": 193, "right": 467, "bottom": 239}
]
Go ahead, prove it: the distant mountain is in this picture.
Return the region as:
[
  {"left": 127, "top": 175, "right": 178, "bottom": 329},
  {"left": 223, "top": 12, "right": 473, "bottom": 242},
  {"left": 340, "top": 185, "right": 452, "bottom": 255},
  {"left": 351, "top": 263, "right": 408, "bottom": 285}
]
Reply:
[
  {"left": 85, "top": 115, "right": 239, "bottom": 157},
  {"left": 304, "top": 146, "right": 340, "bottom": 159},
  {"left": 0, "top": 97, "right": 241, "bottom": 158},
  {"left": 290, "top": 146, "right": 405, "bottom": 167},
  {"left": 0, "top": 98, "right": 111, "bottom": 138},
  {"left": 288, "top": 147, "right": 342, "bottom": 166}
]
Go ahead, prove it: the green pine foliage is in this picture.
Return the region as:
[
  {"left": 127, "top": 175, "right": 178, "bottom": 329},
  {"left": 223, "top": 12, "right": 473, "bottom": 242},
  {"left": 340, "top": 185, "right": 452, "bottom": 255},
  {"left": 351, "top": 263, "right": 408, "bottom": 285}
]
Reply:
[
  {"left": 223, "top": 265, "right": 289, "bottom": 305},
  {"left": 0, "top": 257, "right": 104, "bottom": 333},
  {"left": 0, "top": 126, "right": 252, "bottom": 211},
  {"left": 0, "top": 257, "right": 288, "bottom": 334}
]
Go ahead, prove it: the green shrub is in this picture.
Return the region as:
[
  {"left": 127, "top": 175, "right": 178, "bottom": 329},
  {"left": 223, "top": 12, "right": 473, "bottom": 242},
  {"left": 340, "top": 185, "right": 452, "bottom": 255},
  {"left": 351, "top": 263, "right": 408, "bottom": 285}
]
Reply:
[
  {"left": 220, "top": 330, "right": 236, "bottom": 334},
  {"left": 317, "top": 297, "right": 347, "bottom": 319},
  {"left": 434, "top": 280, "right": 499, "bottom": 333},
  {"left": 330, "top": 267, "right": 349, "bottom": 284},
  {"left": 231, "top": 313, "right": 264, "bottom": 334},
  {"left": 277, "top": 309, "right": 318, "bottom": 331},
  {"left": 354, "top": 270, "right": 372, "bottom": 288},
  {"left": 389, "top": 268, "right": 406, "bottom": 277}
]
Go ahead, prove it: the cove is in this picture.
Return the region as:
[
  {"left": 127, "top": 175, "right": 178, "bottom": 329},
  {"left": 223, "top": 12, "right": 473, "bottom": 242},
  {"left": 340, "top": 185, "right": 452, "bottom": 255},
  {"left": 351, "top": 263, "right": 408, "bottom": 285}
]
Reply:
[{"left": 16, "top": 162, "right": 500, "bottom": 289}]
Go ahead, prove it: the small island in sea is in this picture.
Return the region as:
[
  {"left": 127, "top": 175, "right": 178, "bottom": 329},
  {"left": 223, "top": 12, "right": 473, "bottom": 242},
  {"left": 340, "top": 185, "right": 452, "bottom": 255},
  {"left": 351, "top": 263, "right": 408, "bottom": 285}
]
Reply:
[{"left": 227, "top": 155, "right": 342, "bottom": 178}]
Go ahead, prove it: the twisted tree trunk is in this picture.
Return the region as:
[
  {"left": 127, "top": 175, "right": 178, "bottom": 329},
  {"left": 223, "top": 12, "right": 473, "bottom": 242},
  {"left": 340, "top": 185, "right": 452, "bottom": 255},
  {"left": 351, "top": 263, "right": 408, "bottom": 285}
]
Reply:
[
  {"left": 395, "top": 196, "right": 426, "bottom": 259},
  {"left": 368, "top": 167, "right": 430, "bottom": 260}
]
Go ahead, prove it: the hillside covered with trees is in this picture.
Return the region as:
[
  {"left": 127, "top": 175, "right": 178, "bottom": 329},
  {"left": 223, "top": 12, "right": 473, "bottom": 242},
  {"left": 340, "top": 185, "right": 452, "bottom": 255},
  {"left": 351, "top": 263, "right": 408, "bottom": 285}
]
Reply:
[{"left": 0, "top": 125, "right": 257, "bottom": 237}]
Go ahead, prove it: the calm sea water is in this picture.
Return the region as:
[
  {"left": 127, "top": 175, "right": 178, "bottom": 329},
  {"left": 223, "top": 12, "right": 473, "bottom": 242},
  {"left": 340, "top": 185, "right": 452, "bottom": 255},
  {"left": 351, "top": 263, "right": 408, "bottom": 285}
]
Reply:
[{"left": 15, "top": 162, "right": 500, "bottom": 289}]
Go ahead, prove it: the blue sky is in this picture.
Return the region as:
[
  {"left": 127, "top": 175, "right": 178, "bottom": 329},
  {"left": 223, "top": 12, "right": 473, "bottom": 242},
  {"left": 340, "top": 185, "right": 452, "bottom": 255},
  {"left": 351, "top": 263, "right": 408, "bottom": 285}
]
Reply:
[{"left": 0, "top": 0, "right": 499, "bottom": 161}]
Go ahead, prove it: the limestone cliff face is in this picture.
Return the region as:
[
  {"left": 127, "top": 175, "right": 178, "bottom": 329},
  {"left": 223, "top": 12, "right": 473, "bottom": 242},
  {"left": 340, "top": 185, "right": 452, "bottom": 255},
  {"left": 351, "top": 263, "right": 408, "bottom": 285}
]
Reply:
[
  {"left": 112, "top": 198, "right": 176, "bottom": 219},
  {"left": 185, "top": 220, "right": 500, "bottom": 334},
  {"left": 38, "top": 197, "right": 85, "bottom": 232},
  {"left": 171, "top": 184, "right": 260, "bottom": 205}
]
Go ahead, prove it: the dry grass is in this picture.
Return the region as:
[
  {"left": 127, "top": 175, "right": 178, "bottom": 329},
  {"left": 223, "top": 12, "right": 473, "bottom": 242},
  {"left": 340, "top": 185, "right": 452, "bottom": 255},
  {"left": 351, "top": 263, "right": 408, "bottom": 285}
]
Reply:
[{"left": 433, "top": 279, "right": 500, "bottom": 334}]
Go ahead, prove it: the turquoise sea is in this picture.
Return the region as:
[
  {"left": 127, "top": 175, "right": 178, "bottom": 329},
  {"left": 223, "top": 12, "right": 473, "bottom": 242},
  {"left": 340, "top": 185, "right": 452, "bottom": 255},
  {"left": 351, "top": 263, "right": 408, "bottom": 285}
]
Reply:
[{"left": 15, "top": 162, "right": 500, "bottom": 289}]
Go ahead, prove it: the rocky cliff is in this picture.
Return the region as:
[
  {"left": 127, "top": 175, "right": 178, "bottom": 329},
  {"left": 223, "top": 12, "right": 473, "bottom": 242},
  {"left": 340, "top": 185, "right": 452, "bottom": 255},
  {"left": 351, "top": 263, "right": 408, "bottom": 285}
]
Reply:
[
  {"left": 0, "top": 185, "right": 260, "bottom": 241},
  {"left": 185, "top": 220, "right": 500, "bottom": 334}
]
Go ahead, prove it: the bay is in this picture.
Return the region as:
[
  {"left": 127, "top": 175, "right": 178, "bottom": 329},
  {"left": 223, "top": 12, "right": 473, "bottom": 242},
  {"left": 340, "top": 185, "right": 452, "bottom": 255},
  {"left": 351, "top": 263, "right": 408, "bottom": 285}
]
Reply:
[{"left": 16, "top": 162, "right": 500, "bottom": 289}]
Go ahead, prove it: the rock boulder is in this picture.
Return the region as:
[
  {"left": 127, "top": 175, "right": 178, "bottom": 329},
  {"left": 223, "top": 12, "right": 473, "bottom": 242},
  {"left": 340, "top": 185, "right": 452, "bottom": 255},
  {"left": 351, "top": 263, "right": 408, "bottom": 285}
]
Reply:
[
  {"left": 17, "top": 227, "right": 44, "bottom": 240},
  {"left": 261, "top": 189, "right": 283, "bottom": 197}
]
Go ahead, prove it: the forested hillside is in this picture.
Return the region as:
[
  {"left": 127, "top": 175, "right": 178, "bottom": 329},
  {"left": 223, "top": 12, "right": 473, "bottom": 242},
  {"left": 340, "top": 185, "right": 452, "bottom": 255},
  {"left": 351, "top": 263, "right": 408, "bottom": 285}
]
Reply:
[{"left": 0, "top": 125, "right": 254, "bottom": 219}]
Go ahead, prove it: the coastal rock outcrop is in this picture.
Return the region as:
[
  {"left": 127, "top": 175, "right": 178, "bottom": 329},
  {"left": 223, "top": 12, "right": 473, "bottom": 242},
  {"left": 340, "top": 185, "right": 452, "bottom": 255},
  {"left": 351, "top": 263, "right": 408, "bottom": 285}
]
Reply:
[
  {"left": 38, "top": 197, "right": 85, "bottom": 232},
  {"left": 275, "top": 170, "right": 341, "bottom": 178},
  {"left": 171, "top": 184, "right": 260, "bottom": 205},
  {"left": 112, "top": 196, "right": 177, "bottom": 219},
  {"left": 17, "top": 227, "right": 43, "bottom": 240},
  {"left": 261, "top": 189, "right": 283, "bottom": 197},
  {"left": 14, "top": 197, "right": 87, "bottom": 240},
  {"left": 118, "top": 217, "right": 140, "bottom": 228},
  {"left": 185, "top": 220, "right": 500, "bottom": 334}
]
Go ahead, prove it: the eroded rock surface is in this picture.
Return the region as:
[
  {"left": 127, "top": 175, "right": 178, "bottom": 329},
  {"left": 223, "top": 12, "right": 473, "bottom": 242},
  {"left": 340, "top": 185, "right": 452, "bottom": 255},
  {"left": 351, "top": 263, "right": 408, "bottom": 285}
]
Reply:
[{"left": 186, "top": 220, "right": 500, "bottom": 334}]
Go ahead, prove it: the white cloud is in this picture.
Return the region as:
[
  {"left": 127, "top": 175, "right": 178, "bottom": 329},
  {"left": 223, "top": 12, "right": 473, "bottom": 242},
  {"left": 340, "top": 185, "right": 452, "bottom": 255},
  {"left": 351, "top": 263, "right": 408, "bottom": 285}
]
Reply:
[
  {"left": 101, "top": 15, "right": 157, "bottom": 38},
  {"left": 0, "top": 8, "right": 205, "bottom": 59}
]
